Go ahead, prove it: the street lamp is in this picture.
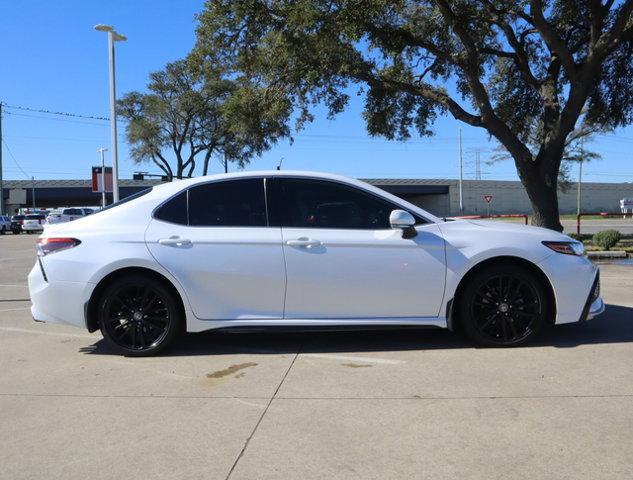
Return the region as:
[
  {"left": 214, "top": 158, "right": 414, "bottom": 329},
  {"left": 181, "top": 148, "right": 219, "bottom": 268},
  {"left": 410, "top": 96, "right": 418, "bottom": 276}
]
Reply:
[{"left": 94, "top": 24, "right": 126, "bottom": 203}]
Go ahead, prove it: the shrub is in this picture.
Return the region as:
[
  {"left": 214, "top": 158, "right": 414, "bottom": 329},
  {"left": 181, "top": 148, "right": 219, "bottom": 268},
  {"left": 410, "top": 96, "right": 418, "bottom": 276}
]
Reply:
[
  {"left": 568, "top": 233, "right": 583, "bottom": 241},
  {"left": 592, "top": 230, "right": 622, "bottom": 251}
]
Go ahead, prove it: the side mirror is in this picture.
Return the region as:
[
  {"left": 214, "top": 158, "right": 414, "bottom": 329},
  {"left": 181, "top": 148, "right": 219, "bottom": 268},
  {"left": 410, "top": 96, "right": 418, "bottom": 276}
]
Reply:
[{"left": 389, "top": 210, "right": 417, "bottom": 239}]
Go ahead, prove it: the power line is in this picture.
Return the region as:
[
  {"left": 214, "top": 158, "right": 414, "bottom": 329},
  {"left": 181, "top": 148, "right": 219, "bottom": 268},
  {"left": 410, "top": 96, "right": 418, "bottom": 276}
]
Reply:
[
  {"left": 1, "top": 139, "right": 30, "bottom": 179},
  {"left": 2, "top": 103, "right": 110, "bottom": 121}
]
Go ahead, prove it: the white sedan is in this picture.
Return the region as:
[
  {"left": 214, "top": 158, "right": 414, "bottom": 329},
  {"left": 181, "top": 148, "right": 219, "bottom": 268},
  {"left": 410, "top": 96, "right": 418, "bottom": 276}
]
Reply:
[{"left": 28, "top": 171, "right": 604, "bottom": 356}]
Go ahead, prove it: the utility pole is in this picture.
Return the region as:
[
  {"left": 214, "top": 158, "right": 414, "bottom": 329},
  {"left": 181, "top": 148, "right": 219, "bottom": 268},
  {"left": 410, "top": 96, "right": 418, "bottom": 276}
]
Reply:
[
  {"left": 0, "top": 102, "right": 4, "bottom": 216},
  {"left": 577, "top": 137, "right": 584, "bottom": 217},
  {"left": 475, "top": 149, "right": 481, "bottom": 180},
  {"left": 458, "top": 127, "right": 464, "bottom": 214},
  {"left": 98, "top": 147, "right": 108, "bottom": 208},
  {"left": 95, "top": 24, "right": 126, "bottom": 203},
  {"left": 31, "top": 176, "right": 35, "bottom": 209}
]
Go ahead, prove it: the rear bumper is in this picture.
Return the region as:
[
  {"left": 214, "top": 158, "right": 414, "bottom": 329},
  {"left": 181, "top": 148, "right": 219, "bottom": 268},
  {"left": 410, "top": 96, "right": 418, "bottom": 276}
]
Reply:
[{"left": 28, "top": 261, "right": 94, "bottom": 329}]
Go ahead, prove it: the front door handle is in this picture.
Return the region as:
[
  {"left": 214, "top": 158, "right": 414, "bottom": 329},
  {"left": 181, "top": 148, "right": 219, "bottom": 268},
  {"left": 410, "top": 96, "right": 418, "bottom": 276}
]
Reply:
[
  {"left": 158, "top": 236, "right": 192, "bottom": 247},
  {"left": 286, "top": 237, "right": 322, "bottom": 248}
]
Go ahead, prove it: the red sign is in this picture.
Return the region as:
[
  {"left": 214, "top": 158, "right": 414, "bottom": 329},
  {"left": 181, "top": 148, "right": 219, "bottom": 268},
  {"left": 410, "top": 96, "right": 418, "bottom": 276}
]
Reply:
[
  {"left": 92, "top": 166, "right": 113, "bottom": 193},
  {"left": 483, "top": 195, "right": 493, "bottom": 203}
]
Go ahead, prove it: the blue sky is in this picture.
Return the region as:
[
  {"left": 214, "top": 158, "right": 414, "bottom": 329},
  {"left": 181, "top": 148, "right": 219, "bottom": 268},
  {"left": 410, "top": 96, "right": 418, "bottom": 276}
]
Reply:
[{"left": 1, "top": 0, "right": 632, "bottom": 183}]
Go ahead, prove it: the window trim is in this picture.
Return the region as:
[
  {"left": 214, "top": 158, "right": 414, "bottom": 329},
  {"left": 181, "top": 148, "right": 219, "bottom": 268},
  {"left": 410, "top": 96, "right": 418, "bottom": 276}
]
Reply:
[{"left": 274, "top": 176, "right": 428, "bottom": 231}]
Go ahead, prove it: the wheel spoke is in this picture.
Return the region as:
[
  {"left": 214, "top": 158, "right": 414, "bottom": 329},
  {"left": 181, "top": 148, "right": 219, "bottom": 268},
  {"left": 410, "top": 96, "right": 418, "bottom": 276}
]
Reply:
[
  {"left": 471, "top": 273, "right": 540, "bottom": 344},
  {"left": 103, "top": 285, "right": 171, "bottom": 352}
]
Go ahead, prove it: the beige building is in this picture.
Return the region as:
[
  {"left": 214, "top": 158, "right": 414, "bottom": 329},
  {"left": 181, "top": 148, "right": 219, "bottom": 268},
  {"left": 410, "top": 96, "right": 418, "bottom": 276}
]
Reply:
[{"left": 366, "top": 179, "right": 633, "bottom": 218}]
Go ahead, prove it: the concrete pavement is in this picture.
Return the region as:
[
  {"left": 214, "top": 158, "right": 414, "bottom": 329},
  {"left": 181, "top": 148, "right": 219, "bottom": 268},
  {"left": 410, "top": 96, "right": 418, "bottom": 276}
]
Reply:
[{"left": 1, "top": 234, "right": 632, "bottom": 479}]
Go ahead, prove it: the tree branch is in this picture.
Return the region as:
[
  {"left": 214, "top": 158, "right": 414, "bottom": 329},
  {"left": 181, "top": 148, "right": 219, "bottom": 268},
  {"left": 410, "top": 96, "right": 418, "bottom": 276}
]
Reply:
[{"left": 530, "top": 0, "right": 577, "bottom": 77}]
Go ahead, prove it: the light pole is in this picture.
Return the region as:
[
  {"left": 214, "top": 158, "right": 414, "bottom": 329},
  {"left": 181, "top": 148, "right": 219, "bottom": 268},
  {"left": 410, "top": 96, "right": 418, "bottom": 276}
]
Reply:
[
  {"left": 98, "top": 147, "right": 108, "bottom": 208},
  {"left": 94, "top": 24, "right": 126, "bottom": 203}
]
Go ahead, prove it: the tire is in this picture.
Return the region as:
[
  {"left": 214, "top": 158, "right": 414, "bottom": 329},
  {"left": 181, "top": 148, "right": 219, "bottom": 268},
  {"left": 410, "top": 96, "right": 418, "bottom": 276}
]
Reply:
[
  {"left": 457, "top": 264, "right": 551, "bottom": 347},
  {"left": 98, "top": 274, "right": 182, "bottom": 356},
  {"left": 0, "top": 226, "right": 5, "bottom": 235}
]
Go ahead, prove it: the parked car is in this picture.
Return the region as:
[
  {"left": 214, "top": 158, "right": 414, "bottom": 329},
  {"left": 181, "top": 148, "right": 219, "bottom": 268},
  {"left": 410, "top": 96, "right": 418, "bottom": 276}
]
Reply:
[
  {"left": 10, "top": 214, "right": 26, "bottom": 234},
  {"left": 22, "top": 214, "right": 46, "bottom": 233},
  {"left": 0, "top": 215, "right": 11, "bottom": 235},
  {"left": 29, "top": 171, "right": 604, "bottom": 356},
  {"left": 45, "top": 207, "right": 93, "bottom": 225}
]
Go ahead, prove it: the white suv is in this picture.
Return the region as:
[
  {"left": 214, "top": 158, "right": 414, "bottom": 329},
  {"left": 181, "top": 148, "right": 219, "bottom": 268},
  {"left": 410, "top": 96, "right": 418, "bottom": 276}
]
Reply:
[
  {"left": 46, "top": 208, "right": 94, "bottom": 225},
  {"left": 0, "top": 215, "right": 11, "bottom": 235}
]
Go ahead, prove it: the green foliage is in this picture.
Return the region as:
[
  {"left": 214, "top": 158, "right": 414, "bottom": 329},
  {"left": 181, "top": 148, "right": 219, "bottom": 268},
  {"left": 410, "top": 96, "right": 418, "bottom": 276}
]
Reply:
[
  {"left": 593, "top": 230, "right": 622, "bottom": 251},
  {"left": 118, "top": 58, "right": 289, "bottom": 178},
  {"left": 194, "top": 0, "right": 633, "bottom": 230},
  {"left": 567, "top": 233, "right": 584, "bottom": 242}
]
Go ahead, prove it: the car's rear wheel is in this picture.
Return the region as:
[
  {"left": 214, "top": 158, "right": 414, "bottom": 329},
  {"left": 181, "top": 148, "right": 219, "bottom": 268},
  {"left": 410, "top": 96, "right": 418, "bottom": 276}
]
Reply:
[
  {"left": 98, "top": 275, "right": 181, "bottom": 356},
  {"left": 458, "top": 264, "right": 550, "bottom": 347}
]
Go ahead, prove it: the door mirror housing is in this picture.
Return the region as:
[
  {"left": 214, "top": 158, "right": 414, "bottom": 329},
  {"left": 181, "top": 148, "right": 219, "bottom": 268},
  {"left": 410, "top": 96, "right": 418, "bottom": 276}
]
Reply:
[{"left": 389, "top": 210, "right": 417, "bottom": 239}]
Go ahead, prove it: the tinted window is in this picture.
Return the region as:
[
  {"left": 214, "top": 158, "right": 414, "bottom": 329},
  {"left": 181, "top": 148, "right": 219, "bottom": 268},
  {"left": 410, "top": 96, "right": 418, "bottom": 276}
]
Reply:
[
  {"left": 26, "top": 214, "right": 45, "bottom": 220},
  {"left": 188, "top": 178, "right": 267, "bottom": 227},
  {"left": 155, "top": 191, "right": 188, "bottom": 225},
  {"left": 279, "top": 179, "right": 397, "bottom": 229},
  {"left": 63, "top": 208, "right": 82, "bottom": 215}
]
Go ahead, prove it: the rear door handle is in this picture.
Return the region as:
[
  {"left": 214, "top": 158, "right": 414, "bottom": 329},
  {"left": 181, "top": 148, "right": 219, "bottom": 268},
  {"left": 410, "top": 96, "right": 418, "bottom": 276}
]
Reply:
[
  {"left": 286, "top": 238, "right": 322, "bottom": 248},
  {"left": 158, "top": 236, "right": 192, "bottom": 247}
]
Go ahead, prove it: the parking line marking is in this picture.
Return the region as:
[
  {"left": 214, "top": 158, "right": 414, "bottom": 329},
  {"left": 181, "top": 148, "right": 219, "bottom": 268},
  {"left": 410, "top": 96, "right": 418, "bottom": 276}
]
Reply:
[
  {"left": 0, "top": 326, "right": 96, "bottom": 338},
  {"left": 0, "top": 307, "right": 31, "bottom": 313},
  {"left": 0, "top": 284, "right": 28, "bottom": 288},
  {"left": 301, "top": 353, "right": 404, "bottom": 365}
]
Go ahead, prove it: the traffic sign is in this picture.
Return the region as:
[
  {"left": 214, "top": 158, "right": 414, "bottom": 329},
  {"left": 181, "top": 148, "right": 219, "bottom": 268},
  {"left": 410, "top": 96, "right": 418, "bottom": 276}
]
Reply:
[{"left": 483, "top": 195, "right": 493, "bottom": 203}]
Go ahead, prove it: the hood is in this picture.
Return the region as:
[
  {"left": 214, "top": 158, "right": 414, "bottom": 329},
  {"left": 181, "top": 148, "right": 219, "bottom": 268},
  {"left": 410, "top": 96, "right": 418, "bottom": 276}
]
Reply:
[{"left": 439, "top": 218, "right": 572, "bottom": 241}]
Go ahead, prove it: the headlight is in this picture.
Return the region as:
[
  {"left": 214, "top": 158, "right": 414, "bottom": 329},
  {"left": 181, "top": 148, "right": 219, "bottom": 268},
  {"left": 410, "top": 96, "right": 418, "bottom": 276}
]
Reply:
[{"left": 542, "top": 241, "right": 585, "bottom": 256}]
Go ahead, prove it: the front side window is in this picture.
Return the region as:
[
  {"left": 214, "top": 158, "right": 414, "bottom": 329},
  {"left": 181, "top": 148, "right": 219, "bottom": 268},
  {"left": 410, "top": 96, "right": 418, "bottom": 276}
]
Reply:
[
  {"left": 188, "top": 178, "right": 267, "bottom": 227},
  {"left": 279, "top": 178, "right": 401, "bottom": 229}
]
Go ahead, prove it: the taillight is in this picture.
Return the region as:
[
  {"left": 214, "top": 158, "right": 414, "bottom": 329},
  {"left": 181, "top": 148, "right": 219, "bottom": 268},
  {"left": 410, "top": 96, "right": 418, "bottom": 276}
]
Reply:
[{"left": 37, "top": 237, "right": 81, "bottom": 256}]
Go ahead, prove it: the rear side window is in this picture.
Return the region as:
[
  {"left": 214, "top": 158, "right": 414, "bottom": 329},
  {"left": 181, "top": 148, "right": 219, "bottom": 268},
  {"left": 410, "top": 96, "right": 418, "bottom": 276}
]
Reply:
[
  {"left": 155, "top": 191, "right": 187, "bottom": 225},
  {"left": 189, "top": 178, "right": 267, "bottom": 227}
]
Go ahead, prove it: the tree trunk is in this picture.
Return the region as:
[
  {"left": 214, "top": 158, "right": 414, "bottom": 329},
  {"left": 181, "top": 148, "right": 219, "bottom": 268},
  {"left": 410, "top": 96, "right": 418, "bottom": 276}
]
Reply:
[{"left": 518, "top": 161, "right": 564, "bottom": 232}]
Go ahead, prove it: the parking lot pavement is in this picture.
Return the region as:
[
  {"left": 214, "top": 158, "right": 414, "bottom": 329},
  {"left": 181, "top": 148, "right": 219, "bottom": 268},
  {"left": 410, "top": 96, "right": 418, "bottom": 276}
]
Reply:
[{"left": 1, "top": 234, "right": 632, "bottom": 479}]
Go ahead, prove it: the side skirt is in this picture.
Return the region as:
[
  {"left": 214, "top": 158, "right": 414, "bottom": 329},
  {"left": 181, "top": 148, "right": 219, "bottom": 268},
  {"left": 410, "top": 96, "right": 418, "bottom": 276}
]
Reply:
[{"left": 184, "top": 316, "right": 448, "bottom": 333}]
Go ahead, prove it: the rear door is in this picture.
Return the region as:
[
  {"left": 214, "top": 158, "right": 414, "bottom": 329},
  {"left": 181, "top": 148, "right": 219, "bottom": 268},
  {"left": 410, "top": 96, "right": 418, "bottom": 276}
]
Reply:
[
  {"left": 274, "top": 177, "right": 446, "bottom": 319},
  {"left": 145, "top": 177, "right": 286, "bottom": 320}
]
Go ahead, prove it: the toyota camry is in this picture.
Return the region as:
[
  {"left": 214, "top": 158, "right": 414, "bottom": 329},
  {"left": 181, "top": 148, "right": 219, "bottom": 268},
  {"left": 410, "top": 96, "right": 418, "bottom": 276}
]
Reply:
[{"left": 28, "top": 171, "right": 604, "bottom": 355}]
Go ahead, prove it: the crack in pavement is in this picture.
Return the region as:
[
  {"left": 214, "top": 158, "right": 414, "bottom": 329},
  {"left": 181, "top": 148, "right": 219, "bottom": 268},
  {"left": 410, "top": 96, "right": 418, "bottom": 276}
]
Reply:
[{"left": 224, "top": 337, "right": 305, "bottom": 480}]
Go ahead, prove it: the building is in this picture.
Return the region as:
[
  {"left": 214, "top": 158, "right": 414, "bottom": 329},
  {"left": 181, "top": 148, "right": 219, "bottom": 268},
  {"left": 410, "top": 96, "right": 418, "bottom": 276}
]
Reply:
[
  {"left": 2, "top": 177, "right": 633, "bottom": 218},
  {"left": 367, "top": 178, "right": 633, "bottom": 217}
]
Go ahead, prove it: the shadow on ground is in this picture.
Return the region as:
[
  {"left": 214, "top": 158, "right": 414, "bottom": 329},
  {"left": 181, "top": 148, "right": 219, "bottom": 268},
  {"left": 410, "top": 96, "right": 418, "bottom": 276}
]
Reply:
[{"left": 80, "top": 304, "right": 633, "bottom": 357}]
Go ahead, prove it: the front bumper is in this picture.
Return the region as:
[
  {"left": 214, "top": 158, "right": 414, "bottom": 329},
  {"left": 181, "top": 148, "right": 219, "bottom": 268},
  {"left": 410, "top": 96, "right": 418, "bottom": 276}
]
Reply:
[{"left": 581, "top": 271, "right": 605, "bottom": 321}]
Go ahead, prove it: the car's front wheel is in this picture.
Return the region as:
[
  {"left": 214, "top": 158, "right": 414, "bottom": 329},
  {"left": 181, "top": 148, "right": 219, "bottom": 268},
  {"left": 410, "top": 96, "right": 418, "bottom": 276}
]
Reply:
[
  {"left": 458, "top": 264, "right": 551, "bottom": 347},
  {"left": 0, "top": 226, "right": 5, "bottom": 235},
  {"left": 98, "top": 274, "right": 182, "bottom": 356}
]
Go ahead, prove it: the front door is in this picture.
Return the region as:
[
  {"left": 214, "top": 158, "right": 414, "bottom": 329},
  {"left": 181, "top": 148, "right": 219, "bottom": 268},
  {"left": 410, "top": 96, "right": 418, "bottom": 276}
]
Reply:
[
  {"left": 275, "top": 178, "right": 446, "bottom": 319},
  {"left": 145, "top": 178, "right": 286, "bottom": 320}
]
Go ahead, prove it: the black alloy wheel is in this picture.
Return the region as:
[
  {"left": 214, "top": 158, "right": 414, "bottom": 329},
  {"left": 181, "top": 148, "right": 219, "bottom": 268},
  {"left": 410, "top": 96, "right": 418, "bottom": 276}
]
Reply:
[
  {"left": 98, "top": 274, "right": 181, "bottom": 356},
  {"left": 459, "top": 264, "right": 550, "bottom": 347}
]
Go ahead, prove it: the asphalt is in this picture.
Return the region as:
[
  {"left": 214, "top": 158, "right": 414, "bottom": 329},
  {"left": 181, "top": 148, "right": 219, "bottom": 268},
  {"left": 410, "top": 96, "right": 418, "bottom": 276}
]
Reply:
[{"left": 1, "top": 233, "right": 632, "bottom": 479}]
